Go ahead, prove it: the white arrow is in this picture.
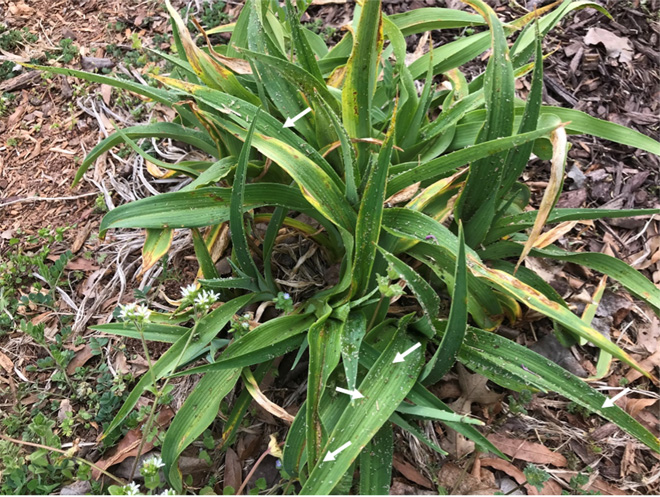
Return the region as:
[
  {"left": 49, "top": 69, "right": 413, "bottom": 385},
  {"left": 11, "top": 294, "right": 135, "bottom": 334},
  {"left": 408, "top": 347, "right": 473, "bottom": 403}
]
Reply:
[
  {"left": 393, "top": 342, "right": 422, "bottom": 363},
  {"left": 603, "top": 388, "right": 631, "bottom": 408},
  {"left": 323, "top": 441, "right": 352, "bottom": 462},
  {"left": 283, "top": 107, "right": 312, "bottom": 128},
  {"left": 335, "top": 386, "right": 364, "bottom": 400}
]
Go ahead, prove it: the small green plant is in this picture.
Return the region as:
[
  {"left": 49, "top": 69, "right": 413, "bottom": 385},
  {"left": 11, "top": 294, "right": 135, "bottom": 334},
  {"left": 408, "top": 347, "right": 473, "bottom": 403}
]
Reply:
[
  {"left": 0, "top": 26, "right": 38, "bottom": 51},
  {"left": 46, "top": 38, "right": 79, "bottom": 64},
  {"left": 32, "top": 0, "right": 660, "bottom": 494},
  {"left": 305, "top": 18, "right": 336, "bottom": 42},
  {"left": 523, "top": 464, "right": 551, "bottom": 491}
]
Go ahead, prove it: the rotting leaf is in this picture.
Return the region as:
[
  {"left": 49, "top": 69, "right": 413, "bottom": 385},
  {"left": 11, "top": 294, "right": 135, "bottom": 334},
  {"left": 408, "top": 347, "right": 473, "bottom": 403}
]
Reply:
[
  {"left": 486, "top": 434, "right": 568, "bottom": 467},
  {"left": 92, "top": 407, "right": 175, "bottom": 479},
  {"left": 584, "top": 27, "right": 633, "bottom": 64}
]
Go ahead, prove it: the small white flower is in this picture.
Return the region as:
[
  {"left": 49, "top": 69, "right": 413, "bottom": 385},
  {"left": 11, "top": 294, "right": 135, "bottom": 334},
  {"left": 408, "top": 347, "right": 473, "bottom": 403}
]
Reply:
[
  {"left": 194, "top": 289, "right": 220, "bottom": 311},
  {"left": 134, "top": 304, "right": 152, "bottom": 322},
  {"left": 145, "top": 455, "right": 164, "bottom": 469},
  {"left": 119, "top": 303, "right": 137, "bottom": 320},
  {"left": 241, "top": 321, "right": 250, "bottom": 329},
  {"left": 242, "top": 313, "right": 251, "bottom": 319},
  {"left": 160, "top": 489, "right": 177, "bottom": 496},
  {"left": 124, "top": 481, "right": 141, "bottom": 495},
  {"left": 180, "top": 284, "right": 197, "bottom": 300}
]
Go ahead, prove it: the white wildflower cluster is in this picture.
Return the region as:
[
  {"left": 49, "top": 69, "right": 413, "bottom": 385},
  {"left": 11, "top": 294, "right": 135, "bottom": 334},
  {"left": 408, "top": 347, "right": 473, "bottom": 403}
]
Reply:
[
  {"left": 123, "top": 482, "right": 141, "bottom": 495},
  {"left": 180, "top": 284, "right": 198, "bottom": 301},
  {"left": 118, "top": 303, "right": 152, "bottom": 324},
  {"left": 194, "top": 289, "right": 220, "bottom": 312},
  {"left": 141, "top": 455, "right": 165, "bottom": 477}
]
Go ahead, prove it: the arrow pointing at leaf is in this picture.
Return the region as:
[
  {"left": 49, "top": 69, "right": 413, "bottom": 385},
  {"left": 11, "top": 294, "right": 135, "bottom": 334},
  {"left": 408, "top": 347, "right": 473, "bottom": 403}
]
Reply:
[
  {"left": 393, "top": 342, "right": 421, "bottom": 363},
  {"left": 323, "top": 441, "right": 352, "bottom": 462},
  {"left": 602, "top": 388, "right": 631, "bottom": 408},
  {"left": 335, "top": 386, "right": 364, "bottom": 400},
  {"left": 283, "top": 107, "right": 312, "bottom": 128}
]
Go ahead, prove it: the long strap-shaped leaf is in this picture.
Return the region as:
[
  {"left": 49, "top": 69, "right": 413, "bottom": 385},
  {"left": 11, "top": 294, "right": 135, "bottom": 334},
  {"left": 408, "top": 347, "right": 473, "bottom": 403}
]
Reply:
[
  {"left": 485, "top": 207, "right": 660, "bottom": 244},
  {"left": 169, "top": 314, "right": 316, "bottom": 377},
  {"left": 351, "top": 104, "right": 396, "bottom": 297},
  {"left": 98, "top": 184, "right": 311, "bottom": 237},
  {"left": 163, "top": 368, "right": 242, "bottom": 491},
  {"left": 386, "top": 122, "right": 560, "bottom": 196},
  {"left": 209, "top": 118, "right": 357, "bottom": 233},
  {"left": 454, "top": 0, "right": 515, "bottom": 246},
  {"left": 342, "top": 0, "right": 383, "bottom": 175},
  {"left": 421, "top": 223, "right": 467, "bottom": 385},
  {"left": 306, "top": 310, "right": 342, "bottom": 469},
  {"left": 480, "top": 241, "right": 660, "bottom": 313},
  {"left": 301, "top": 324, "right": 424, "bottom": 495},
  {"left": 230, "top": 109, "right": 265, "bottom": 285},
  {"left": 459, "top": 327, "right": 660, "bottom": 453},
  {"left": 497, "top": 20, "right": 545, "bottom": 202}
]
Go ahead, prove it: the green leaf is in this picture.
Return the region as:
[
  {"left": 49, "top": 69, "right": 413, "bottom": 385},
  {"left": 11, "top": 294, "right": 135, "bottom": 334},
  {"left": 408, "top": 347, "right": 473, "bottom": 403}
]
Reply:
[
  {"left": 421, "top": 223, "right": 467, "bottom": 385},
  {"left": 481, "top": 241, "right": 660, "bottom": 312},
  {"left": 359, "top": 424, "right": 393, "bottom": 495},
  {"left": 285, "top": 0, "right": 324, "bottom": 82},
  {"left": 98, "top": 184, "right": 311, "bottom": 237},
  {"left": 498, "top": 21, "right": 544, "bottom": 200},
  {"left": 396, "top": 404, "right": 482, "bottom": 425},
  {"left": 170, "top": 314, "right": 315, "bottom": 376},
  {"left": 484, "top": 207, "right": 660, "bottom": 245},
  {"left": 307, "top": 310, "right": 342, "bottom": 468},
  {"left": 386, "top": 122, "right": 560, "bottom": 197},
  {"left": 454, "top": 0, "right": 515, "bottom": 246},
  {"left": 192, "top": 228, "right": 219, "bottom": 279},
  {"left": 342, "top": 0, "right": 383, "bottom": 174},
  {"left": 301, "top": 323, "right": 424, "bottom": 494},
  {"left": 351, "top": 105, "right": 396, "bottom": 297},
  {"left": 230, "top": 109, "right": 263, "bottom": 284},
  {"left": 377, "top": 247, "right": 441, "bottom": 328},
  {"left": 209, "top": 118, "right": 357, "bottom": 233},
  {"left": 460, "top": 327, "right": 660, "bottom": 454},
  {"left": 91, "top": 322, "right": 189, "bottom": 343},
  {"left": 76, "top": 123, "right": 218, "bottom": 186},
  {"left": 388, "top": 8, "right": 484, "bottom": 36},
  {"left": 163, "top": 369, "right": 242, "bottom": 491},
  {"left": 341, "top": 311, "right": 367, "bottom": 393}
]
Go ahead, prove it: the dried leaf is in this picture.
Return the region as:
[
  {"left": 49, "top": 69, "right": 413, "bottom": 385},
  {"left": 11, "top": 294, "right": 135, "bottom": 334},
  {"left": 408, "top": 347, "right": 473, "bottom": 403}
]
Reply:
[
  {"left": 623, "top": 397, "right": 658, "bottom": 419},
  {"left": 224, "top": 447, "right": 242, "bottom": 493},
  {"left": 66, "top": 345, "right": 95, "bottom": 375},
  {"left": 91, "top": 407, "right": 174, "bottom": 479},
  {"left": 243, "top": 370, "right": 294, "bottom": 424},
  {"left": 385, "top": 182, "right": 420, "bottom": 206},
  {"left": 0, "top": 350, "right": 14, "bottom": 374},
  {"left": 584, "top": 27, "right": 634, "bottom": 64},
  {"left": 392, "top": 455, "right": 433, "bottom": 489},
  {"left": 486, "top": 434, "right": 568, "bottom": 467},
  {"left": 625, "top": 349, "right": 660, "bottom": 383},
  {"left": 480, "top": 457, "right": 563, "bottom": 495}
]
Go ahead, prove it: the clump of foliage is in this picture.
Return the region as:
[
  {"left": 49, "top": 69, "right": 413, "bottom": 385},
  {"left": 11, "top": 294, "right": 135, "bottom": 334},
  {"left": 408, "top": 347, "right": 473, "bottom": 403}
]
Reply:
[
  {"left": 0, "top": 25, "right": 37, "bottom": 51},
  {"left": 31, "top": 0, "right": 660, "bottom": 493}
]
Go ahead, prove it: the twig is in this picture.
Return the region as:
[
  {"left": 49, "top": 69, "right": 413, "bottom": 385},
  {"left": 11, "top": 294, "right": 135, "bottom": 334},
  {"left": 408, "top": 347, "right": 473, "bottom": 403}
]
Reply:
[{"left": 0, "top": 192, "right": 98, "bottom": 208}]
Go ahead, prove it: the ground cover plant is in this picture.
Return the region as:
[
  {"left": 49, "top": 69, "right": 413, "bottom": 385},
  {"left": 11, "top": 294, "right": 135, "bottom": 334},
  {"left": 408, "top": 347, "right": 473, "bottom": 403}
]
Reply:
[{"left": 27, "top": 0, "right": 660, "bottom": 493}]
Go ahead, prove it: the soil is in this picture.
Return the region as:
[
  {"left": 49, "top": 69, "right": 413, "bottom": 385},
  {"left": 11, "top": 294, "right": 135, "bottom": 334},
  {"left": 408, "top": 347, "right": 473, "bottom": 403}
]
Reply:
[{"left": 1, "top": 0, "right": 659, "bottom": 494}]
